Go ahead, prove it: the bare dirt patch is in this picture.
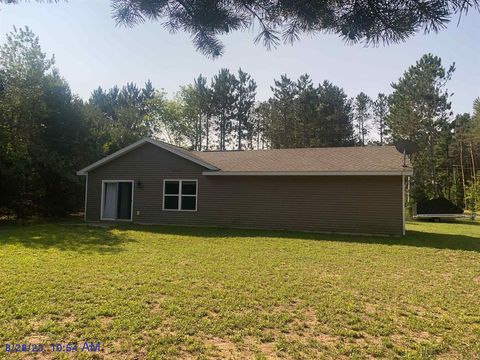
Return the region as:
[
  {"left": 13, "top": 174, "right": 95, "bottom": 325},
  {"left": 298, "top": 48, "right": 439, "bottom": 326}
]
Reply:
[
  {"left": 59, "top": 315, "right": 77, "bottom": 324},
  {"left": 204, "top": 336, "right": 256, "bottom": 359}
]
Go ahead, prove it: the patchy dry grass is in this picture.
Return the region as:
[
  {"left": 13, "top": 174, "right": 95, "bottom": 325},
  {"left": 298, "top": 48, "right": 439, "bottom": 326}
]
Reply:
[{"left": 0, "top": 220, "right": 479, "bottom": 359}]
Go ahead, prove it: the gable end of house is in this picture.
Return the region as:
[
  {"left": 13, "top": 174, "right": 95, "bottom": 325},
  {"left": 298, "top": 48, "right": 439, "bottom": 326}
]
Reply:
[{"left": 76, "top": 138, "right": 219, "bottom": 175}]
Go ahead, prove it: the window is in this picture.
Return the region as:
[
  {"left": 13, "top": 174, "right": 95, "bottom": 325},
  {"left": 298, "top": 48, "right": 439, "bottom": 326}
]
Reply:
[{"left": 163, "top": 180, "right": 197, "bottom": 211}]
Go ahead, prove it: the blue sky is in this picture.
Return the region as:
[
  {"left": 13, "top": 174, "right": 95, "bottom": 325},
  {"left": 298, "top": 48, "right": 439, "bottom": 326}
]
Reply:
[{"left": 1, "top": 0, "right": 479, "bottom": 115}]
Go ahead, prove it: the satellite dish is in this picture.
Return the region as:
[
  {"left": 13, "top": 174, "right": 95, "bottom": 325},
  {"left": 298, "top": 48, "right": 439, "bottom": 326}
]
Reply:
[
  {"left": 395, "top": 139, "right": 418, "bottom": 167},
  {"left": 395, "top": 139, "right": 418, "bottom": 155}
]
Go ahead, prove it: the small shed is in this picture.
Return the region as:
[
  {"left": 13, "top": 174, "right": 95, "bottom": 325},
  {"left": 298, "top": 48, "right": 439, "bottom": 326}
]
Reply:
[{"left": 414, "top": 197, "right": 465, "bottom": 221}]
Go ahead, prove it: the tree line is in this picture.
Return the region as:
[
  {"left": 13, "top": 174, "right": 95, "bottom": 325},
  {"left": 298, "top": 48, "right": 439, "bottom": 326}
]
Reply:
[{"left": 0, "top": 27, "right": 479, "bottom": 219}]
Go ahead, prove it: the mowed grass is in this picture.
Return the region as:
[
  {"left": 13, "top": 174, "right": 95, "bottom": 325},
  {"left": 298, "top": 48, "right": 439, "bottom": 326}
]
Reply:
[{"left": 0, "top": 221, "right": 479, "bottom": 359}]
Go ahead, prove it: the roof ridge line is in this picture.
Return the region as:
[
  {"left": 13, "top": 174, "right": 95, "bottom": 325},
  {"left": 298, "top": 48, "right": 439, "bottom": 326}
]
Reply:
[{"left": 191, "top": 145, "right": 397, "bottom": 153}]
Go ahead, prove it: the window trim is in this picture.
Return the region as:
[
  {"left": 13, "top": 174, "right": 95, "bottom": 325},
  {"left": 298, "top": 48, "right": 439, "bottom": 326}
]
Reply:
[
  {"left": 100, "top": 180, "right": 135, "bottom": 221},
  {"left": 162, "top": 179, "right": 198, "bottom": 212}
]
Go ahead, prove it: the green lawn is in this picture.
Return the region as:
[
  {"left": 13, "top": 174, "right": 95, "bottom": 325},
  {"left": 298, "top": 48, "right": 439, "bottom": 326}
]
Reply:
[{"left": 0, "top": 221, "right": 479, "bottom": 359}]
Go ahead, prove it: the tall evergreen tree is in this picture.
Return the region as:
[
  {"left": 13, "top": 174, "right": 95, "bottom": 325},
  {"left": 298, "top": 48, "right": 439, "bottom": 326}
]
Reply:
[
  {"left": 171, "top": 75, "right": 213, "bottom": 150},
  {"left": 295, "top": 74, "right": 318, "bottom": 148},
  {"left": 450, "top": 113, "right": 471, "bottom": 207},
  {"left": 353, "top": 92, "right": 371, "bottom": 146},
  {"left": 372, "top": 93, "right": 389, "bottom": 145},
  {"left": 470, "top": 98, "right": 480, "bottom": 151},
  {"left": 265, "top": 75, "right": 297, "bottom": 148},
  {"left": 261, "top": 77, "right": 353, "bottom": 148},
  {"left": 0, "top": 27, "right": 89, "bottom": 217},
  {"left": 211, "top": 69, "right": 238, "bottom": 150},
  {"left": 252, "top": 102, "right": 270, "bottom": 149},
  {"left": 88, "top": 81, "right": 155, "bottom": 153},
  {"left": 193, "top": 75, "right": 212, "bottom": 150},
  {"left": 234, "top": 69, "right": 257, "bottom": 150},
  {"left": 464, "top": 99, "right": 480, "bottom": 211},
  {"left": 387, "top": 53, "right": 455, "bottom": 201},
  {"left": 316, "top": 81, "right": 354, "bottom": 147},
  {"left": 176, "top": 84, "right": 203, "bottom": 150}
]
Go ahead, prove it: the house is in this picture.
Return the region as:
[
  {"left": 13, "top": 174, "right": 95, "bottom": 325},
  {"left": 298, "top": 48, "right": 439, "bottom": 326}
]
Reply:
[{"left": 77, "top": 138, "right": 413, "bottom": 236}]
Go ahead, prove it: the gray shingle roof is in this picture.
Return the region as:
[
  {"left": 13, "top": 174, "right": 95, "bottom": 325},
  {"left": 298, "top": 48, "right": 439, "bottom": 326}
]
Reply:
[
  {"left": 192, "top": 146, "right": 411, "bottom": 173},
  {"left": 77, "top": 138, "right": 412, "bottom": 176}
]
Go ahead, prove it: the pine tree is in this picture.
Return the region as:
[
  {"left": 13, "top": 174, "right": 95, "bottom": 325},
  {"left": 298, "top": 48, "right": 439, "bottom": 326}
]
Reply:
[
  {"left": 0, "top": 27, "right": 90, "bottom": 217},
  {"left": 372, "top": 93, "right": 389, "bottom": 145},
  {"left": 266, "top": 75, "right": 297, "bottom": 148},
  {"left": 295, "top": 74, "right": 318, "bottom": 148},
  {"left": 211, "top": 69, "right": 238, "bottom": 150},
  {"left": 234, "top": 69, "right": 257, "bottom": 150},
  {"left": 89, "top": 81, "right": 155, "bottom": 152},
  {"left": 354, "top": 92, "right": 371, "bottom": 146},
  {"left": 110, "top": 0, "right": 477, "bottom": 58},
  {"left": 316, "top": 81, "right": 354, "bottom": 147},
  {"left": 194, "top": 75, "right": 212, "bottom": 150},
  {"left": 261, "top": 77, "right": 354, "bottom": 149},
  {"left": 387, "top": 53, "right": 455, "bottom": 200}
]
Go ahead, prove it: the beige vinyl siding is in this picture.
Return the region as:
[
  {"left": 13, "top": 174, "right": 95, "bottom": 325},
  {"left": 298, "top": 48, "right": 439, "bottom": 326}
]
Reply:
[{"left": 86, "top": 142, "right": 403, "bottom": 235}]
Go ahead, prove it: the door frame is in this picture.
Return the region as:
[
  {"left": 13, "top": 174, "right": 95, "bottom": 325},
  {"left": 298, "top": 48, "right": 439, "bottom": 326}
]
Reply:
[{"left": 100, "top": 180, "right": 135, "bottom": 221}]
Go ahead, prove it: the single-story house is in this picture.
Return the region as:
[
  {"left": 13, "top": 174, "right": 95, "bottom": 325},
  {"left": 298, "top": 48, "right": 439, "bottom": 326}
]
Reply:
[{"left": 77, "top": 138, "right": 413, "bottom": 236}]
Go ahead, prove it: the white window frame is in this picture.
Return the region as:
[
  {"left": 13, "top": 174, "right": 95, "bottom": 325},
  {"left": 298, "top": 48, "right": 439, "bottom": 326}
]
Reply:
[
  {"left": 100, "top": 180, "right": 135, "bottom": 221},
  {"left": 162, "top": 179, "right": 198, "bottom": 212}
]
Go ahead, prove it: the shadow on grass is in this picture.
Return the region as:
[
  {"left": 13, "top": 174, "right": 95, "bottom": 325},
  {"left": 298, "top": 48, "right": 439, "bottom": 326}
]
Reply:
[
  {"left": 119, "top": 221, "right": 480, "bottom": 253},
  {"left": 1, "top": 221, "right": 479, "bottom": 253},
  {"left": 0, "top": 224, "right": 135, "bottom": 254},
  {"left": 445, "top": 219, "right": 480, "bottom": 227}
]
